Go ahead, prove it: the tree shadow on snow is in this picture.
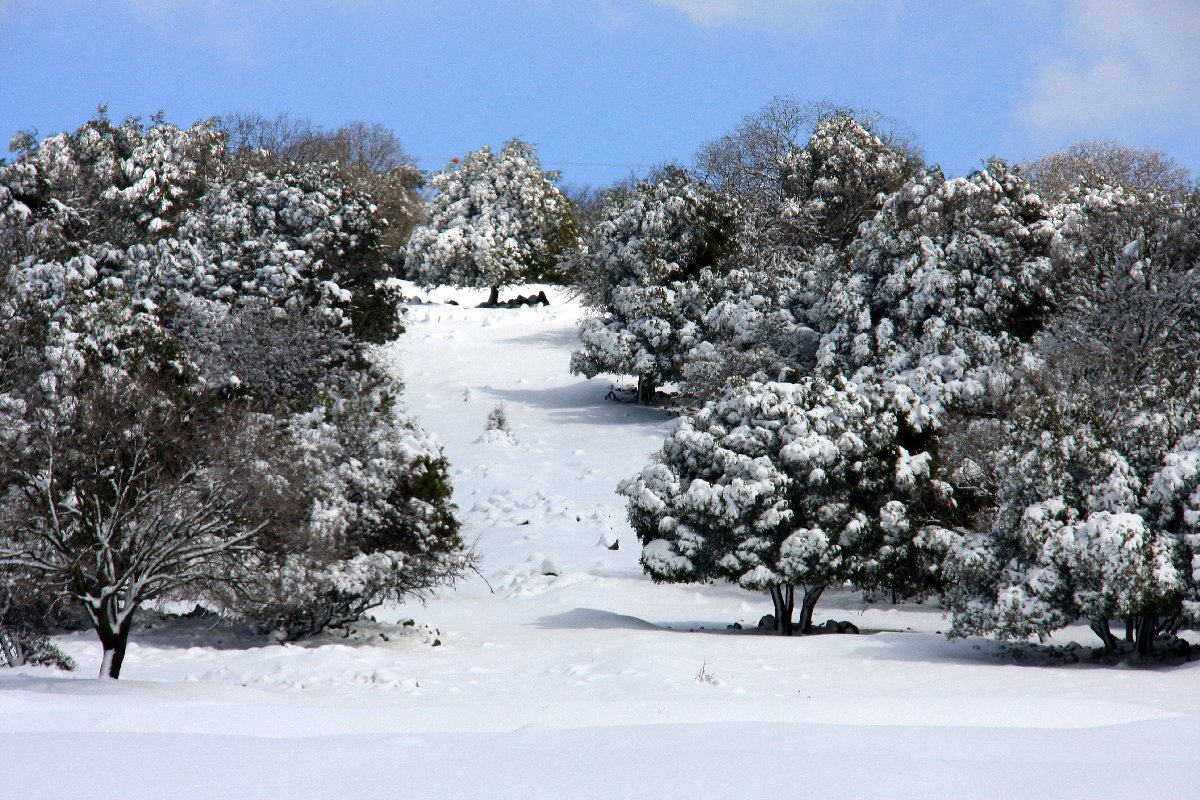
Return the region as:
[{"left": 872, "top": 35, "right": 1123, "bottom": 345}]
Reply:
[
  {"left": 497, "top": 327, "right": 582, "bottom": 349},
  {"left": 835, "top": 630, "right": 1200, "bottom": 671},
  {"left": 480, "top": 381, "right": 674, "bottom": 428},
  {"left": 533, "top": 608, "right": 777, "bottom": 637},
  {"left": 532, "top": 608, "right": 664, "bottom": 631}
]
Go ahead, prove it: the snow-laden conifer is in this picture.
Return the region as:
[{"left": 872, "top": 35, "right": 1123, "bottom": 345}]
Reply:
[
  {"left": 570, "top": 167, "right": 746, "bottom": 401},
  {"left": 816, "top": 159, "right": 1055, "bottom": 429},
  {"left": 405, "top": 139, "right": 577, "bottom": 304},
  {"left": 621, "top": 376, "right": 947, "bottom": 634}
]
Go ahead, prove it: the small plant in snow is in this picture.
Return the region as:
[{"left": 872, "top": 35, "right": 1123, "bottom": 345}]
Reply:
[
  {"left": 695, "top": 660, "right": 718, "bottom": 685},
  {"left": 477, "top": 402, "right": 518, "bottom": 445},
  {"left": 487, "top": 403, "right": 512, "bottom": 433}
]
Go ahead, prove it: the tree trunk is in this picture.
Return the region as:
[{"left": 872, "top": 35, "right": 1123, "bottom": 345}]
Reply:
[
  {"left": 0, "top": 627, "right": 22, "bottom": 667},
  {"left": 94, "top": 605, "right": 136, "bottom": 679},
  {"left": 1134, "top": 615, "right": 1156, "bottom": 657},
  {"left": 797, "top": 585, "right": 825, "bottom": 634},
  {"left": 1124, "top": 617, "right": 1135, "bottom": 643},
  {"left": 486, "top": 286, "right": 499, "bottom": 307},
  {"left": 769, "top": 584, "right": 796, "bottom": 636},
  {"left": 1089, "top": 618, "right": 1118, "bottom": 653},
  {"left": 636, "top": 376, "right": 656, "bottom": 405}
]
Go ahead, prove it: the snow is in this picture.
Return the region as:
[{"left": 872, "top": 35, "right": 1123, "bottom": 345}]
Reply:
[{"left": 4, "top": 284, "right": 1200, "bottom": 798}]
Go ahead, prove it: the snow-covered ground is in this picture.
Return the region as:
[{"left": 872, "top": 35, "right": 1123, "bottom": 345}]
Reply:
[{"left": 4, "top": 286, "right": 1200, "bottom": 799}]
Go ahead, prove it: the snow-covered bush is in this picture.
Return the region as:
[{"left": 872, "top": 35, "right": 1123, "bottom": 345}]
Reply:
[
  {"left": 219, "top": 376, "right": 465, "bottom": 641},
  {"left": 476, "top": 402, "right": 517, "bottom": 445},
  {"left": 405, "top": 139, "right": 578, "bottom": 302},
  {"left": 0, "top": 572, "right": 76, "bottom": 671},
  {"left": 621, "top": 376, "right": 948, "bottom": 634}
]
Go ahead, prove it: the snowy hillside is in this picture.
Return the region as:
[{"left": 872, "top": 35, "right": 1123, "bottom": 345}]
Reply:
[{"left": 3, "top": 286, "right": 1200, "bottom": 798}]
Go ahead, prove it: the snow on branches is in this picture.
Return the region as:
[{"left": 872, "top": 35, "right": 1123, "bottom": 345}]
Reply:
[
  {"left": 570, "top": 167, "right": 746, "bottom": 400},
  {"left": 816, "top": 159, "right": 1055, "bottom": 429},
  {"left": 621, "top": 376, "right": 946, "bottom": 634},
  {"left": 0, "top": 111, "right": 465, "bottom": 675},
  {"left": 405, "top": 139, "right": 577, "bottom": 297}
]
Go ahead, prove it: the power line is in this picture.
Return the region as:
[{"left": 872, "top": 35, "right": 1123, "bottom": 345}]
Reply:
[{"left": 417, "top": 157, "right": 654, "bottom": 170}]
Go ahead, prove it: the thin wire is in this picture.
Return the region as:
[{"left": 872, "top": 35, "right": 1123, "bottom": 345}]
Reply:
[{"left": 418, "top": 157, "right": 655, "bottom": 169}]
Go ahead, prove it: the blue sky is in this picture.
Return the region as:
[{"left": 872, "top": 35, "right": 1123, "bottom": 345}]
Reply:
[{"left": 2, "top": 0, "right": 1198, "bottom": 187}]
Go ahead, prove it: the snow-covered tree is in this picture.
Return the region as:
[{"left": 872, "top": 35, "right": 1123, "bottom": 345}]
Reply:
[
  {"left": 694, "top": 97, "right": 921, "bottom": 239},
  {"left": 621, "top": 376, "right": 947, "bottom": 634},
  {"left": 816, "top": 160, "right": 1055, "bottom": 429},
  {"left": 944, "top": 373, "right": 1200, "bottom": 655},
  {"left": 570, "top": 167, "right": 746, "bottom": 402},
  {"left": 0, "top": 111, "right": 467, "bottom": 674},
  {"left": 218, "top": 113, "right": 424, "bottom": 254},
  {"left": 944, "top": 183, "right": 1200, "bottom": 656},
  {"left": 778, "top": 111, "right": 917, "bottom": 252},
  {"left": 679, "top": 113, "right": 918, "bottom": 401},
  {"left": 405, "top": 139, "right": 577, "bottom": 305},
  {"left": 1048, "top": 184, "right": 1200, "bottom": 384},
  {"left": 0, "top": 251, "right": 285, "bottom": 678}
]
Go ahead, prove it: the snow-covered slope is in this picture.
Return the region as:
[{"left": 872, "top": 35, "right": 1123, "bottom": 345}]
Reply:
[{"left": 3, "top": 286, "right": 1200, "bottom": 799}]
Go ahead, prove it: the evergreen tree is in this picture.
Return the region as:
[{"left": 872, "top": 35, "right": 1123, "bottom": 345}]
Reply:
[
  {"left": 622, "top": 376, "right": 946, "bottom": 634},
  {"left": 816, "top": 159, "right": 1055, "bottom": 430},
  {"left": 0, "top": 111, "right": 467, "bottom": 675},
  {"left": 405, "top": 139, "right": 577, "bottom": 305},
  {"left": 570, "top": 166, "right": 746, "bottom": 402}
]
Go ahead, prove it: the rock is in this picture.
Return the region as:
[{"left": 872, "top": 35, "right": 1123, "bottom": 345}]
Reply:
[
  {"left": 400, "top": 618, "right": 415, "bottom": 627},
  {"left": 727, "top": 622, "right": 743, "bottom": 630},
  {"left": 838, "top": 621, "right": 859, "bottom": 634},
  {"left": 539, "top": 558, "right": 561, "bottom": 576},
  {"left": 431, "top": 638, "right": 442, "bottom": 647},
  {"left": 758, "top": 614, "right": 776, "bottom": 630},
  {"left": 446, "top": 299, "right": 459, "bottom": 306},
  {"left": 536, "top": 290, "right": 549, "bottom": 305},
  {"left": 607, "top": 539, "right": 619, "bottom": 551}
]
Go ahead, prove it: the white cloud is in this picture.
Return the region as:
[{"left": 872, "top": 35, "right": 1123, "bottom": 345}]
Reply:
[
  {"left": 652, "top": 0, "right": 864, "bottom": 31},
  {"left": 123, "top": 0, "right": 262, "bottom": 64},
  {"left": 1017, "top": 0, "right": 1200, "bottom": 144}
]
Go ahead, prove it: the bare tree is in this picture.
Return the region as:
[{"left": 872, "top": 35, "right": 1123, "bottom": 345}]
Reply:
[
  {"left": 694, "top": 96, "right": 922, "bottom": 218},
  {"left": 218, "top": 112, "right": 424, "bottom": 252},
  {"left": 1021, "top": 140, "right": 1191, "bottom": 203},
  {"left": 0, "top": 374, "right": 291, "bottom": 678}
]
